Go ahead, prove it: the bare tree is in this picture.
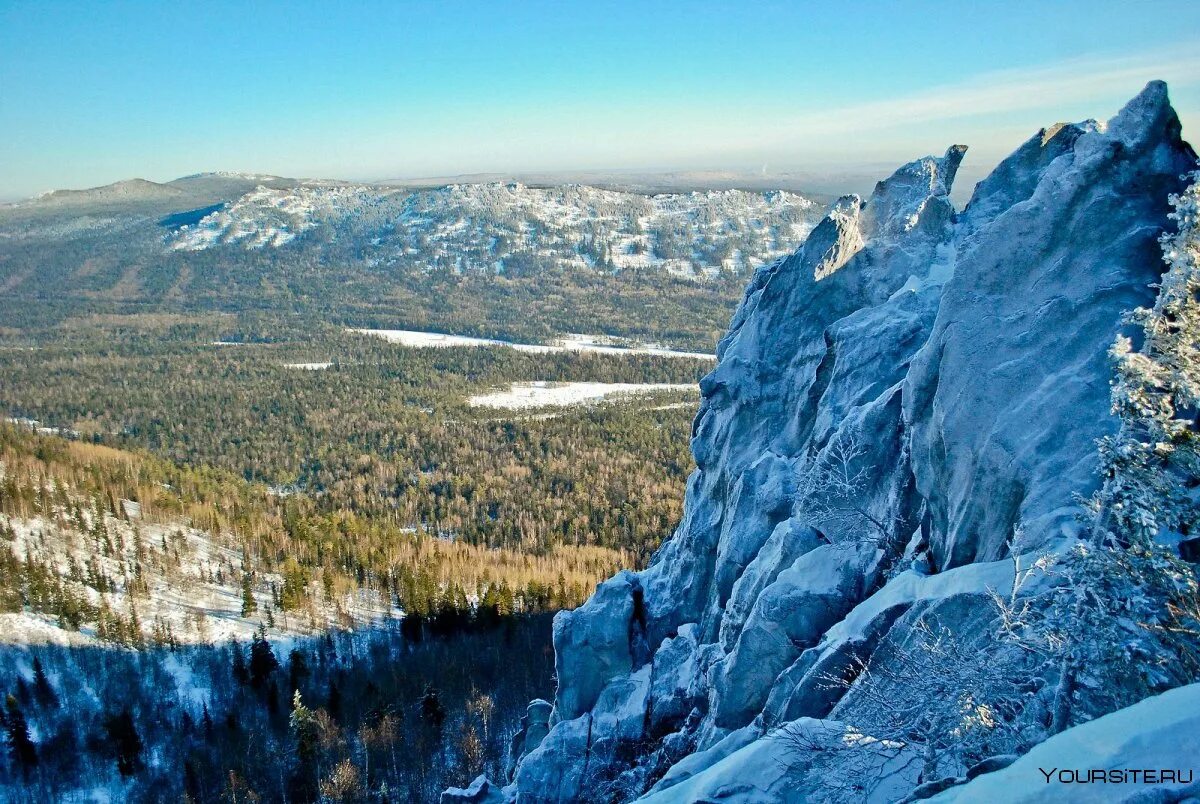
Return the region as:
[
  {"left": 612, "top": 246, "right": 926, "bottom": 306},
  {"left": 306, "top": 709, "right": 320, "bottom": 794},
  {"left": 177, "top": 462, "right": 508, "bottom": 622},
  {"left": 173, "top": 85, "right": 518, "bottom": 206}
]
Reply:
[
  {"left": 777, "top": 614, "right": 1042, "bottom": 803},
  {"left": 796, "top": 432, "right": 896, "bottom": 546}
]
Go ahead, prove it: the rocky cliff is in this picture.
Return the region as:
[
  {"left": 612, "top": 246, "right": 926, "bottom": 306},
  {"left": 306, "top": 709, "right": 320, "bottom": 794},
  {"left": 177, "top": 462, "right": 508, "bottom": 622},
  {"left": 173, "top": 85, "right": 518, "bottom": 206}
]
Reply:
[{"left": 446, "top": 82, "right": 1196, "bottom": 803}]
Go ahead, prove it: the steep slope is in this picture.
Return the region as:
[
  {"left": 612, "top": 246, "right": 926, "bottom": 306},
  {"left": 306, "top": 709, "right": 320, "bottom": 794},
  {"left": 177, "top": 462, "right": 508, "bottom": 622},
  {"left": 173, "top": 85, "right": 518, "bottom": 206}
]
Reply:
[{"left": 453, "top": 83, "right": 1196, "bottom": 803}]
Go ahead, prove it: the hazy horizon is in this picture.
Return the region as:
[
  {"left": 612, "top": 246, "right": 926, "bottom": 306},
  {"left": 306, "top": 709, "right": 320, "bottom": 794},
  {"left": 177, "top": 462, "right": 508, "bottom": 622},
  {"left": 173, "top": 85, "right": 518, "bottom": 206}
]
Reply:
[{"left": 2, "top": 1, "right": 1198, "bottom": 201}]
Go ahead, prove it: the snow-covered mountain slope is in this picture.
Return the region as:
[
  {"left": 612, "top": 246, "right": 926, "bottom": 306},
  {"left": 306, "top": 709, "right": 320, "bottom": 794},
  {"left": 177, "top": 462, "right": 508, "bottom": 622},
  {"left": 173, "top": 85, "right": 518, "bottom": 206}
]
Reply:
[
  {"left": 169, "top": 182, "right": 820, "bottom": 279},
  {"left": 0, "top": 499, "right": 396, "bottom": 648},
  {"left": 447, "top": 83, "right": 1197, "bottom": 803},
  {"left": 0, "top": 433, "right": 403, "bottom": 648}
]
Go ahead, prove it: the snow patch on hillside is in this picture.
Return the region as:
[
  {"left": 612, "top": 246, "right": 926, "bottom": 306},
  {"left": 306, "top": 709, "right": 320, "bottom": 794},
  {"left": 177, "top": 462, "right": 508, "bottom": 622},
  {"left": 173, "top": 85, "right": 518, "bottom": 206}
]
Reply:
[{"left": 0, "top": 503, "right": 397, "bottom": 647}]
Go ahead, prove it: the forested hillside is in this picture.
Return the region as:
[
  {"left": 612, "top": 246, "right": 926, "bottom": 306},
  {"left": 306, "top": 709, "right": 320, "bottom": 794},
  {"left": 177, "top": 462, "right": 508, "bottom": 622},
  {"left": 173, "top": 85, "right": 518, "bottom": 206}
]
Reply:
[
  {"left": 0, "top": 177, "right": 819, "bottom": 351},
  {"left": 0, "top": 417, "right": 629, "bottom": 800},
  {"left": 0, "top": 419, "right": 627, "bottom": 637},
  {"left": 0, "top": 611, "right": 558, "bottom": 801},
  {"left": 0, "top": 318, "right": 703, "bottom": 562}
]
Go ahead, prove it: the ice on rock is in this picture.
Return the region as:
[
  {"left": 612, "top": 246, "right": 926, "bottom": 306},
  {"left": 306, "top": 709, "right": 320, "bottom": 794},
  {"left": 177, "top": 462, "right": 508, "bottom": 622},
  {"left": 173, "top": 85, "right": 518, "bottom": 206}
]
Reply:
[{"left": 471, "top": 82, "right": 1195, "bottom": 803}]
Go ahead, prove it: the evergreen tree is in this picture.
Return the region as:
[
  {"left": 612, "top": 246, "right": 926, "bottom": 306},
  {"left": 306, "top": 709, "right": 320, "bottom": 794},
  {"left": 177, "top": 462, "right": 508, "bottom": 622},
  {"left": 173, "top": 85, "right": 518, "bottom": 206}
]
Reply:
[
  {"left": 289, "top": 690, "right": 320, "bottom": 803},
  {"left": 289, "top": 690, "right": 318, "bottom": 762},
  {"left": 241, "top": 571, "right": 258, "bottom": 617},
  {"left": 327, "top": 678, "right": 342, "bottom": 724},
  {"left": 201, "top": 704, "right": 215, "bottom": 741},
  {"left": 103, "top": 708, "right": 143, "bottom": 777},
  {"left": 31, "top": 657, "right": 56, "bottom": 708},
  {"left": 4, "top": 694, "right": 37, "bottom": 775},
  {"left": 419, "top": 684, "right": 445, "bottom": 732},
  {"left": 288, "top": 649, "right": 310, "bottom": 694},
  {"left": 1099, "top": 170, "right": 1200, "bottom": 546},
  {"left": 249, "top": 626, "right": 279, "bottom": 689},
  {"left": 184, "top": 759, "right": 202, "bottom": 803},
  {"left": 231, "top": 639, "right": 249, "bottom": 685}
]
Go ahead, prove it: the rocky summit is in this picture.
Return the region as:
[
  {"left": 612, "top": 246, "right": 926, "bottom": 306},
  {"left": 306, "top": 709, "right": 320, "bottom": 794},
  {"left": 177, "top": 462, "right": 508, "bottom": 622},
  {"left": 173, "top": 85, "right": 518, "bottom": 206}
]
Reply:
[{"left": 443, "top": 82, "right": 1198, "bottom": 803}]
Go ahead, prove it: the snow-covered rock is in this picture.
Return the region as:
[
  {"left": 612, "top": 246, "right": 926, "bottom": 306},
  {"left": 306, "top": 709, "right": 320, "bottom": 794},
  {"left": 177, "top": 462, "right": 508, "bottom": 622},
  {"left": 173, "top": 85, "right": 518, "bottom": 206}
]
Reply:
[
  {"left": 906, "top": 82, "right": 1190, "bottom": 569},
  {"left": 928, "top": 682, "right": 1200, "bottom": 803},
  {"left": 712, "top": 543, "right": 876, "bottom": 729},
  {"left": 441, "top": 775, "right": 506, "bottom": 803},
  {"left": 477, "top": 82, "right": 1196, "bottom": 802}
]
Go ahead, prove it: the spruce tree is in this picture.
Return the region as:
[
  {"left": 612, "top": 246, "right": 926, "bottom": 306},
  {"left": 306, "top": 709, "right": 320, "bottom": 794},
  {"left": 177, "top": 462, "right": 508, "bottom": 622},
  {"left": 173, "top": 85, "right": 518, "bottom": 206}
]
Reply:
[
  {"left": 4, "top": 694, "right": 37, "bottom": 775},
  {"left": 327, "top": 678, "right": 342, "bottom": 724},
  {"left": 420, "top": 684, "right": 445, "bottom": 732},
  {"left": 289, "top": 690, "right": 320, "bottom": 803},
  {"left": 249, "top": 626, "right": 279, "bottom": 688},
  {"left": 288, "top": 649, "right": 309, "bottom": 693},
  {"left": 31, "top": 657, "right": 56, "bottom": 708},
  {"left": 103, "top": 708, "right": 142, "bottom": 777},
  {"left": 241, "top": 572, "right": 258, "bottom": 617},
  {"left": 1099, "top": 170, "right": 1200, "bottom": 545},
  {"left": 231, "top": 639, "right": 249, "bottom": 685}
]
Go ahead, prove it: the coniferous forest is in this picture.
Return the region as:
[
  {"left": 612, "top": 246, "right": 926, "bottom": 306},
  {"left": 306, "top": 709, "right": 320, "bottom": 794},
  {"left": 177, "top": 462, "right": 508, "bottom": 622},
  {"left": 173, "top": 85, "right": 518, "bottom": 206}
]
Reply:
[
  {"left": 0, "top": 311, "right": 712, "bottom": 801},
  {"left": 0, "top": 615, "right": 558, "bottom": 802}
]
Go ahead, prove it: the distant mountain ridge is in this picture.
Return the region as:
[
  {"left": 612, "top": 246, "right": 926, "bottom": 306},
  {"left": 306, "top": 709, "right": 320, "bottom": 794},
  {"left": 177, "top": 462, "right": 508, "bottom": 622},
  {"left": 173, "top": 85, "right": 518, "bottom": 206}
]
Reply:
[
  {"left": 32, "top": 177, "right": 186, "bottom": 206},
  {"left": 167, "top": 181, "right": 819, "bottom": 279},
  {"left": 3, "top": 172, "right": 821, "bottom": 281}
]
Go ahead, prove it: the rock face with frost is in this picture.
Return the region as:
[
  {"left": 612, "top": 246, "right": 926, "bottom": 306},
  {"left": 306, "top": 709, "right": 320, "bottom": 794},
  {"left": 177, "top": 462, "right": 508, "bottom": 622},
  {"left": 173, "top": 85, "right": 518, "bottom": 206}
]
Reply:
[{"left": 487, "top": 83, "right": 1195, "bottom": 803}]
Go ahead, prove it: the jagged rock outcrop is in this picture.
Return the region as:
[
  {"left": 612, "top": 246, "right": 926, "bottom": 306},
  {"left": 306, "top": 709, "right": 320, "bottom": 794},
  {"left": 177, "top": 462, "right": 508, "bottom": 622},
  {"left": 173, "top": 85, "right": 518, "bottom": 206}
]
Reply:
[{"left": 485, "top": 82, "right": 1195, "bottom": 803}]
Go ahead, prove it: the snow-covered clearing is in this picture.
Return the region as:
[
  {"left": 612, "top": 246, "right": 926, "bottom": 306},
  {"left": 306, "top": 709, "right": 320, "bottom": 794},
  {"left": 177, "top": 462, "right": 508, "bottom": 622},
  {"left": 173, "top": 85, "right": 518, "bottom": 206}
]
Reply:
[
  {"left": 349, "top": 328, "right": 715, "bottom": 360},
  {"left": 282, "top": 361, "right": 332, "bottom": 370},
  {"left": 467, "top": 381, "right": 696, "bottom": 410}
]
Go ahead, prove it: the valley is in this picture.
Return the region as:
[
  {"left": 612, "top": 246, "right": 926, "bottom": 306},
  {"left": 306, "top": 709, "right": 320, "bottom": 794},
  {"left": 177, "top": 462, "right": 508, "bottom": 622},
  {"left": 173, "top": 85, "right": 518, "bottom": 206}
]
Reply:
[
  {"left": 4, "top": 3, "right": 1199, "bottom": 802},
  {"left": 0, "top": 174, "right": 757, "bottom": 797},
  {"left": 0, "top": 303, "right": 716, "bottom": 799}
]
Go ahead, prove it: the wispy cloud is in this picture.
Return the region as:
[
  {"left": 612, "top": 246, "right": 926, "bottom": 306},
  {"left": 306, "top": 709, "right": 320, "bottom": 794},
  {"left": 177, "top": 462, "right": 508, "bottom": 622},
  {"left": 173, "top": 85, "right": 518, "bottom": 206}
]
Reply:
[{"left": 759, "top": 45, "right": 1200, "bottom": 150}]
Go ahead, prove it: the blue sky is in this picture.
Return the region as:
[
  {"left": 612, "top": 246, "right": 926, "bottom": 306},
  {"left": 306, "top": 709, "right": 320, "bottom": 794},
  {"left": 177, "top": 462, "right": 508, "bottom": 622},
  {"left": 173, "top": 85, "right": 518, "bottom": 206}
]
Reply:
[{"left": 1, "top": 0, "right": 1198, "bottom": 198}]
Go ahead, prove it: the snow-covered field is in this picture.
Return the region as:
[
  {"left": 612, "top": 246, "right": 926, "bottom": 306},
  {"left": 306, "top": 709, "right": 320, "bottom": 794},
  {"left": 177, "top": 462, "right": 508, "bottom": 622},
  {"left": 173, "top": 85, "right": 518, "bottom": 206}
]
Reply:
[
  {"left": 350, "top": 328, "right": 716, "bottom": 360},
  {"left": 468, "top": 381, "right": 696, "bottom": 409},
  {"left": 169, "top": 181, "right": 819, "bottom": 279}
]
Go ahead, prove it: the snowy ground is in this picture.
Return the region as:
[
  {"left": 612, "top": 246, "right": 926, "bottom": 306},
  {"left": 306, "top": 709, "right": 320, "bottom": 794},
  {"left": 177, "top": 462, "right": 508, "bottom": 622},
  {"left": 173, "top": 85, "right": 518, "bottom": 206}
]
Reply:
[
  {"left": 349, "top": 328, "right": 715, "bottom": 360},
  {"left": 467, "top": 381, "right": 696, "bottom": 410},
  {"left": 0, "top": 503, "right": 397, "bottom": 647}
]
